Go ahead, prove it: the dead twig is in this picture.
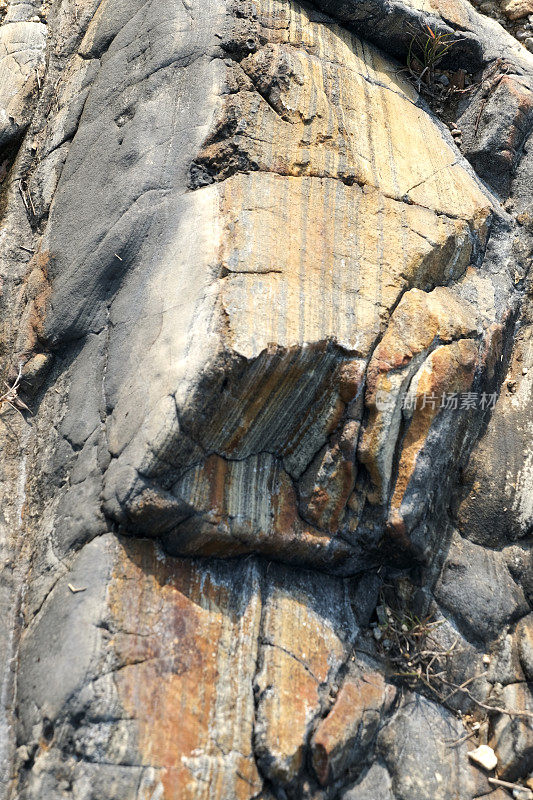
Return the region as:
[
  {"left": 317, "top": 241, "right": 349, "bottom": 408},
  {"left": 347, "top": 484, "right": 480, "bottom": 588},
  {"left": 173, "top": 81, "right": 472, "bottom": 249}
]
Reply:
[
  {"left": 439, "top": 679, "right": 533, "bottom": 721},
  {"left": 18, "top": 179, "right": 36, "bottom": 217},
  {"left": 489, "top": 777, "right": 532, "bottom": 791},
  {"left": 376, "top": 589, "right": 533, "bottom": 727},
  {"left": 446, "top": 729, "right": 477, "bottom": 747},
  {"left": 0, "top": 364, "right": 31, "bottom": 418}
]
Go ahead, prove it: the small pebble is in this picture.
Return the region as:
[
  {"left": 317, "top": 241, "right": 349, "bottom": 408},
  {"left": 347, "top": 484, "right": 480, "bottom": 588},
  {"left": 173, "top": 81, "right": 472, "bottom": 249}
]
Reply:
[
  {"left": 512, "top": 789, "right": 533, "bottom": 800},
  {"left": 468, "top": 745, "right": 498, "bottom": 772}
]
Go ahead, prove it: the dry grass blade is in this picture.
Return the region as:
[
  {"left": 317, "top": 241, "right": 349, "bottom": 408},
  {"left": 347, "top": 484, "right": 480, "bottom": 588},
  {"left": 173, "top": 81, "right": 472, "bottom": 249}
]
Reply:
[{"left": 375, "top": 589, "right": 533, "bottom": 725}]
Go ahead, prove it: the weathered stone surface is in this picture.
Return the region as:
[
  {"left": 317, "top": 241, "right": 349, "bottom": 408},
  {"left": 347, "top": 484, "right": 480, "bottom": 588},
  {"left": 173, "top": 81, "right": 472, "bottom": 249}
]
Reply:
[
  {"left": 82, "top": 0, "right": 498, "bottom": 571},
  {"left": 491, "top": 683, "right": 533, "bottom": 780},
  {"left": 501, "top": 0, "right": 533, "bottom": 20},
  {"left": 341, "top": 762, "right": 395, "bottom": 800},
  {"left": 360, "top": 286, "right": 481, "bottom": 511},
  {"left": 108, "top": 541, "right": 264, "bottom": 800},
  {"left": 0, "top": 0, "right": 532, "bottom": 798},
  {"left": 254, "top": 566, "right": 357, "bottom": 785},
  {"left": 458, "top": 70, "right": 533, "bottom": 196},
  {"left": 378, "top": 693, "right": 489, "bottom": 800},
  {"left": 311, "top": 669, "right": 395, "bottom": 785},
  {"left": 0, "top": 18, "right": 46, "bottom": 149},
  {"left": 434, "top": 532, "right": 529, "bottom": 643},
  {"left": 454, "top": 295, "right": 533, "bottom": 548},
  {"left": 518, "top": 616, "right": 533, "bottom": 681},
  {"left": 17, "top": 536, "right": 265, "bottom": 800}
]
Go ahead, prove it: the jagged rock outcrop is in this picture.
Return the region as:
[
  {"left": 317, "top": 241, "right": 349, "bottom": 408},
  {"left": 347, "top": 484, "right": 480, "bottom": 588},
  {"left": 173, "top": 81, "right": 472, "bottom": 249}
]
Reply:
[{"left": 0, "top": 0, "right": 531, "bottom": 799}]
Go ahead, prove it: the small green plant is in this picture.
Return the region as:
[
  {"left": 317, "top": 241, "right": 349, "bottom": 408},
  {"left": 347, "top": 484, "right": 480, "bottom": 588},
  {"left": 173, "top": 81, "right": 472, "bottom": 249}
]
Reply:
[{"left": 407, "top": 25, "right": 457, "bottom": 89}]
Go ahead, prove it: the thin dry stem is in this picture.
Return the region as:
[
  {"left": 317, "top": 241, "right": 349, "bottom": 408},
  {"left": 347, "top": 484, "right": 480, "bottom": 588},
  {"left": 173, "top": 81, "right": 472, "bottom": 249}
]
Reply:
[{"left": 0, "top": 364, "right": 31, "bottom": 418}]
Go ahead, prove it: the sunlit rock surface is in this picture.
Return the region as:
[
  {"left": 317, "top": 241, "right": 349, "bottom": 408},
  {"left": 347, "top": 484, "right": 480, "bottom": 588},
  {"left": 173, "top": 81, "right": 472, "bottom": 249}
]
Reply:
[{"left": 0, "top": 0, "right": 531, "bottom": 798}]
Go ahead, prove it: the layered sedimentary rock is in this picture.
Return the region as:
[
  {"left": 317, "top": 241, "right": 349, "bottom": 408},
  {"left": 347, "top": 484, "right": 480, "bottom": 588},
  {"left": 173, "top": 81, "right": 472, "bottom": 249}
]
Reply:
[{"left": 0, "top": 0, "right": 532, "bottom": 799}]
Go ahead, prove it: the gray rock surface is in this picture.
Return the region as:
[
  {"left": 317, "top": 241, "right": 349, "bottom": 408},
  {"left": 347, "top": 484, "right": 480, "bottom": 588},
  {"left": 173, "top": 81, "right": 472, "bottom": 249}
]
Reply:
[{"left": 0, "top": 0, "right": 532, "bottom": 798}]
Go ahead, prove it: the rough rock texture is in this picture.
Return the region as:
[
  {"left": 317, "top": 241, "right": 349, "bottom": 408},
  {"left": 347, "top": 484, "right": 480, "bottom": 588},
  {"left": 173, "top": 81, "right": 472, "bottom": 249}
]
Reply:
[{"left": 0, "top": 0, "right": 532, "bottom": 798}]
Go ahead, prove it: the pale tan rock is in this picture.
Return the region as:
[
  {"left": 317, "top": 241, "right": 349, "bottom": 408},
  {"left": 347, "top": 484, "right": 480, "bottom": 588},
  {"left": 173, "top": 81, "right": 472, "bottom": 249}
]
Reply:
[
  {"left": 501, "top": 0, "right": 533, "bottom": 19},
  {"left": 2, "top": 1, "right": 531, "bottom": 798},
  {"left": 201, "top": 1, "right": 491, "bottom": 219},
  {"left": 97, "top": 0, "right": 495, "bottom": 568},
  {"left": 254, "top": 570, "right": 357, "bottom": 784},
  {"left": 359, "top": 286, "right": 480, "bottom": 510},
  {"left": 0, "top": 21, "right": 46, "bottom": 148},
  {"left": 219, "top": 176, "right": 486, "bottom": 360},
  {"left": 468, "top": 745, "right": 498, "bottom": 771},
  {"left": 517, "top": 616, "right": 533, "bottom": 681}
]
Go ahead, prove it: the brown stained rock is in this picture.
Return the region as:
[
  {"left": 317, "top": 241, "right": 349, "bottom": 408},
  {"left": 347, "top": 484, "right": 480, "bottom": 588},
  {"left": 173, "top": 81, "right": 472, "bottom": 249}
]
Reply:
[
  {"left": 359, "top": 286, "right": 480, "bottom": 508},
  {"left": 518, "top": 616, "right": 533, "bottom": 681},
  {"left": 108, "top": 539, "right": 263, "bottom": 800},
  {"left": 11, "top": 254, "right": 52, "bottom": 364},
  {"left": 387, "top": 339, "right": 479, "bottom": 533},
  {"left": 169, "top": 452, "right": 352, "bottom": 567},
  {"left": 298, "top": 421, "right": 360, "bottom": 532},
  {"left": 491, "top": 683, "right": 533, "bottom": 780},
  {"left": 364, "top": 288, "right": 478, "bottom": 402},
  {"left": 96, "top": 0, "right": 494, "bottom": 568},
  {"left": 254, "top": 569, "right": 357, "bottom": 785},
  {"left": 2, "top": 0, "right": 532, "bottom": 797},
  {"left": 310, "top": 672, "right": 396, "bottom": 785}
]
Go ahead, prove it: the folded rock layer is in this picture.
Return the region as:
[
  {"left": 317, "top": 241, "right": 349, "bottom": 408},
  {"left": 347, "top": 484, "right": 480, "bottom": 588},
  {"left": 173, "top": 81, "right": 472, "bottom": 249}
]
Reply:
[{"left": 0, "top": 0, "right": 531, "bottom": 798}]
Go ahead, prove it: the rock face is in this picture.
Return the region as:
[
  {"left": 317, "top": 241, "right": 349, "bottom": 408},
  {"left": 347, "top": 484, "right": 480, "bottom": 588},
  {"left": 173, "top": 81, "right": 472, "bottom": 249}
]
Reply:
[{"left": 0, "top": 0, "right": 531, "bottom": 799}]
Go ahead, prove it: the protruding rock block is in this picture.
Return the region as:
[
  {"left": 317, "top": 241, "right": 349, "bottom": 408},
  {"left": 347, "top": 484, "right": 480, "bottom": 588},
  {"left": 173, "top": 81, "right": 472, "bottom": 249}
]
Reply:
[
  {"left": 360, "top": 287, "right": 480, "bottom": 506},
  {"left": 254, "top": 567, "right": 357, "bottom": 784},
  {"left": 16, "top": 0, "right": 495, "bottom": 572},
  {"left": 2, "top": 0, "right": 532, "bottom": 798},
  {"left": 109, "top": 539, "right": 264, "bottom": 800},
  {"left": 0, "top": 19, "right": 46, "bottom": 149},
  {"left": 491, "top": 683, "right": 533, "bottom": 781},
  {"left": 311, "top": 671, "right": 396, "bottom": 785}
]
